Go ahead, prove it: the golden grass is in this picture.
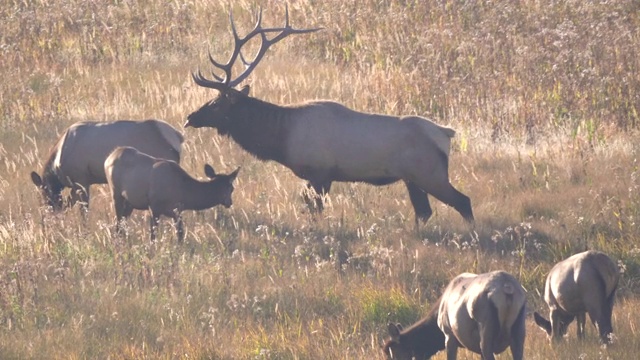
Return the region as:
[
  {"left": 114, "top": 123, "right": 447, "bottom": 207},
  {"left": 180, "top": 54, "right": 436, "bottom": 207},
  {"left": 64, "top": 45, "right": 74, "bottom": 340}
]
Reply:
[{"left": 1, "top": 0, "right": 640, "bottom": 358}]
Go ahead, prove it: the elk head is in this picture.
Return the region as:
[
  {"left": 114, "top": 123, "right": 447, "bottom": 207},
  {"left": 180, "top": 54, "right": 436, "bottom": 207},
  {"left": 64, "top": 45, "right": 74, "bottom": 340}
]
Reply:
[
  {"left": 204, "top": 164, "right": 240, "bottom": 208},
  {"left": 30, "top": 171, "right": 64, "bottom": 211},
  {"left": 383, "top": 323, "right": 414, "bottom": 360},
  {"left": 185, "top": 6, "right": 321, "bottom": 129}
]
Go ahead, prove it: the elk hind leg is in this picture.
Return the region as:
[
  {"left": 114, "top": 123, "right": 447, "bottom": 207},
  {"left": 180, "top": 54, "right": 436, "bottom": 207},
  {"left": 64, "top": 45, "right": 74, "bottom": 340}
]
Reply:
[
  {"left": 587, "top": 304, "right": 613, "bottom": 343},
  {"left": 173, "top": 212, "right": 184, "bottom": 243},
  {"left": 585, "top": 280, "right": 614, "bottom": 343},
  {"left": 407, "top": 165, "right": 473, "bottom": 223},
  {"left": 510, "top": 306, "right": 526, "bottom": 360},
  {"left": 430, "top": 183, "right": 473, "bottom": 223},
  {"left": 576, "top": 312, "right": 586, "bottom": 339},
  {"left": 476, "top": 295, "right": 498, "bottom": 360},
  {"left": 600, "top": 290, "right": 617, "bottom": 344},
  {"left": 405, "top": 181, "right": 432, "bottom": 229}
]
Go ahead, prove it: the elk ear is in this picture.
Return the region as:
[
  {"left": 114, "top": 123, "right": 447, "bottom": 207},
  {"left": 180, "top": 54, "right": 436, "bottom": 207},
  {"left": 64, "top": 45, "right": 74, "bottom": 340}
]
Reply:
[
  {"left": 227, "top": 85, "right": 250, "bottom": 104},
  {"left": 229, "top": 167, "right": 240, "bottom": 181},
  {"left": 387, "top": 323, "right": 401, "bottom": 341},
  {"left": 31, "top": 171, "right": 43, "bottom": 187},
  {"left": 204, "top": 164, "right": 216, "bottom": 178},
  {"left": 533, "top": 312, "right": 552, "bottom": 336}
]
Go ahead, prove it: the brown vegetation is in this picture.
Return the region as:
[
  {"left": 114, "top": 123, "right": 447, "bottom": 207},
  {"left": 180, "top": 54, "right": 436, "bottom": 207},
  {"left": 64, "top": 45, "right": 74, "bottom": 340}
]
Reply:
[{"left": 1, "top": 1, "right": 640, "bottom": 358}]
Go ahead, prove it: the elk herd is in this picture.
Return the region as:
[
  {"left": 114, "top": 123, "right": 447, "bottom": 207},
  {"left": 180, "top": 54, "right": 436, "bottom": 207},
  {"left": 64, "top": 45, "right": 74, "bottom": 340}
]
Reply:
[
  {"left": 27, "top": 6, "right": 623, "bottom": 359},
  {"left": 384, "top": 251, "right": 620, "bottom": 359}
]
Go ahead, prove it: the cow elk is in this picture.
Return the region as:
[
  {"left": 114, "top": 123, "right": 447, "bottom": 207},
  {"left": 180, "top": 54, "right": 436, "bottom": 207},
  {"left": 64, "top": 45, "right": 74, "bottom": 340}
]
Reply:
[
  {"left": 104, "top": 146, "right": 239, "bottom": 243},
  {"left": 384, "top": 271, "right": 526, "bottom": 360},
  {"left": 185, "top": 7, "right": 474, "bottom": 228},
  {"left": 533, "top": 250, "right": 619, "bottom": 344},
  {"left": 30, "top": 119, "right": 183, "bottom": 212}
]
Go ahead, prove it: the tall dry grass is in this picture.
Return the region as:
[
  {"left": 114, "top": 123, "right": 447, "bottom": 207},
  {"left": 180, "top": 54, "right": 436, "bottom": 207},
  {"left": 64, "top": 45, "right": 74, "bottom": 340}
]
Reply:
[{"left": 1, "top": 0, "right": 640, "bottom": 358}]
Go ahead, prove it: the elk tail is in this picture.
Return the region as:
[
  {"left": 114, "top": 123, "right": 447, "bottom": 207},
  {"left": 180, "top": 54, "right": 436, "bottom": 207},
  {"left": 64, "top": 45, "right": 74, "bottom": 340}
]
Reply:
[{"left": 152, "top": 120, "right": 185, "bottom": 156}]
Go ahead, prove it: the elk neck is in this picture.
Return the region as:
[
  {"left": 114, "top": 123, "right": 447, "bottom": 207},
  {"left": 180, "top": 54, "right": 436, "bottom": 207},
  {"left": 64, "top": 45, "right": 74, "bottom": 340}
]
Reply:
[
  {"left": 404, "top": 305, "right": 446, "bottom": 358},
  {"left": 223, "top": 95, "right": 291, "bottom": 165},
  {"left": 389, "top": 300, "right": 445, "bottom": 359},
  {"left": 41, "top": 150, "right": 65, "bottom": 192}
]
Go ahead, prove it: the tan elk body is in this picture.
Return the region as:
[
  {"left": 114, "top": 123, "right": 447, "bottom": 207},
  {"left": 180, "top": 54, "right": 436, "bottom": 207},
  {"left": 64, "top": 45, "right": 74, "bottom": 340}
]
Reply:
[
  {"left": 185, "top": 7, "right": 473, "bottom": 226},
  {"left": 533, "top": 250, "right": 619, "bottom": 344},
  {"left": 274, "top": 101, "right": 456, "bottom": 183},
  {"left": 384, "top": 271, "right": 526, "bottom": 360},
  {"left": 104, "top": 146, "right": 239, "bottom": 242},
  {"left": 30, "top": 119, "right": 183, "bottom": 211}
]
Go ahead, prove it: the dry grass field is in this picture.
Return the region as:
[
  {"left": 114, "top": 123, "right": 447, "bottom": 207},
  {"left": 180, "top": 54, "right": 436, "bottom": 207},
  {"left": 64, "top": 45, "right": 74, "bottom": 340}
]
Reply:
[{"left": 1, "top": 0, "right": 640, "bottom": 359}]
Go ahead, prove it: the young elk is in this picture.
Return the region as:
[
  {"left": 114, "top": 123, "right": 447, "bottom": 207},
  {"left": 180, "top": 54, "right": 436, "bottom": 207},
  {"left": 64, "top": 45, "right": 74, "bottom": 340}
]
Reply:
[
  {"left": 533, "top": 250, "right": 619, "bottom": 344},
  {"left": 30, "top": 119, "right": 183, "bottom": 212},
  {"left": 185, "top": 7, "right": 473, "bottom": 228},
  {"left": 104, "top": 146, "right": 239, "bottom": 242},
  {"left": 384, "top": 271, "right": 526, "bottom": 360}
]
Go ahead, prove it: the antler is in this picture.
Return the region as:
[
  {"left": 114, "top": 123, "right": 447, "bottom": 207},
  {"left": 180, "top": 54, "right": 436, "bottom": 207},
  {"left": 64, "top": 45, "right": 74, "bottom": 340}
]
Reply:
[{"left": 193, "top": 5, "right": 322, "bottom": 90}]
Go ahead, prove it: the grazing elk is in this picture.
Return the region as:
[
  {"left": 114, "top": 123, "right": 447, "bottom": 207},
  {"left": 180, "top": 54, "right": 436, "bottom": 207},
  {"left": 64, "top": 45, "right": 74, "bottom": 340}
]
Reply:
[
  {"left": 104, "top": 146, "right": 239, "bottom": 242},
  {"left": 384, "top": 271, "right": 526, "bottom": 360},
  {"left": 185, "top": 7, "right": 474, "bottom": 226},
  {"left": 30, "top": 119, "right": 183, "bottom": 212},
  {"left": 384, "top": 300, "right": 445, "bottom": 359},
  {"left": 533, "top": 250, "right": 619, "bottom": 344},
  {"left": 438, "top": 271, "right": 526, "bottom": 360}
]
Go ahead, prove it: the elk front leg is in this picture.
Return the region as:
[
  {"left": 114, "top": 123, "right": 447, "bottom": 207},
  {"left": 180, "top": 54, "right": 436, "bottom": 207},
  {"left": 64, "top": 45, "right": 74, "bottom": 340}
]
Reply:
[
  {"left": 71, "top": 183, "right": 91, "bottom": 215},
  {"left": 174, "top": 212, "right": 184, "bottom": 243},
  {"left": 444, "top": 334, "right": 460, "bottom": 360},
  {"left": 113, "top": 194, "right": 133, "bottom": 238},
  {"left": 149, "top": 213, "right": 160, "bottom": 243}
]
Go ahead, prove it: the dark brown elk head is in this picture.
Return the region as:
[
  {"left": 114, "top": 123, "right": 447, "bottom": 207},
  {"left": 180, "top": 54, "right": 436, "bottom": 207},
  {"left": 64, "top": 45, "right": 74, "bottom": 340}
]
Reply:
[
  {"left": 384, "top": 323, "right": 415, "bottom": 360},
  {"left": 382, "top": 304, "right": 446, "bottom": 360},
  {"left": 185, "top": 6, "right": 321, "bottom": 130},
  {"left": 203, "top": 164, "right": 240, "bottom": 208},
  {"left": 30, "top": 171, "right": 65, "bottom": 211}
]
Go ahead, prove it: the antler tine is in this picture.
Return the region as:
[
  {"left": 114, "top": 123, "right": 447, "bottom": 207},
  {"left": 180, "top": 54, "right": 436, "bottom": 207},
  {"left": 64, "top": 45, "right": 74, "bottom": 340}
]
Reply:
[
  {"left": 226, "top": 5, "right": 323, "bottom": 87},
  {"left": 191, "top": 70, "right": 227, "bottom": 90},
  {"left": 230, "top": 7, "right": 264, "bottom": 41},
  {"left": 238, "top": 51, "right": 250, "bottom": 67},
  {"left": 196, "top": 5, "right": 323, "bottom": 89},
  {"left": 251, "top": 7, "right": 264, "bottom": 39},
  {"left": 207, "top": 50, "right": 230, "bottom": 82},
  {"left": 284, "top": 4, "right": 290, "bottom": 28},
  {"left": 229, "top": 10, "right": 240, "bottom": 41},
  {"left": 264, "top": 5, "right": 323, "bottom": 45},
  {"left": 209, "top": 70, "right": 226, "bottom": 83}
]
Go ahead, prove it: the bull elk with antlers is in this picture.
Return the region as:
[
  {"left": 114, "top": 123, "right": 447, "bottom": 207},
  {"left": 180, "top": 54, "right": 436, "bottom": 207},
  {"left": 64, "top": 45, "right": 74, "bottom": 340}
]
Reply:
[{"left": 185, "top": 7, "right": 474, "bottom": 226}]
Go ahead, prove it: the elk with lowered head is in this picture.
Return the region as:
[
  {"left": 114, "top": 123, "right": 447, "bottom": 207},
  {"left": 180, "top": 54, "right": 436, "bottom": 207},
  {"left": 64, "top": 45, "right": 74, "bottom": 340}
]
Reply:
[
  {"left": 533, "top": 250, "right": 619, "bottom": 344},
  {"left": 383, "top": 300, "right": 445, "bottom": 360},
  {"left": 104, "top": 146, "right": 239, "bottom": 242},
  {"left": 185, "top": 7, "right": 473, "bottom": 227},
  {"left": 384, "top": 271, "right": 526, "bottom": 360},
  {"left": 30, "top": 119, "right": 183, "bottom": 213}
]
